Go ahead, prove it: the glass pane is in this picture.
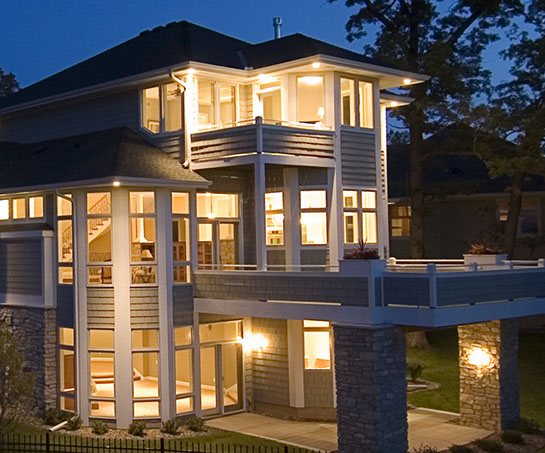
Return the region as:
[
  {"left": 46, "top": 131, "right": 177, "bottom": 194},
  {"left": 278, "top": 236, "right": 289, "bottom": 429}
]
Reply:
[
  {"left": 362, "top": 191, "right": 376, "bottom": 209},
  {"left": 304, "top": 331, "right": 331, "bottom": 370},
  {"left": 343, "top": 191, "right": 358, "bottom": 209},
  {"left": 362, "top": 212, "right": 378, "bottom": 244},
  {"left": 88, "top": 266, "right": 112, "bottom": 285},
  {"left": 304, "top": 320, "right": 330, "bottom": 328},
  {"left": 176, "top": 397, "right": 194, "bottom": 415},
  {"left": 90, "top": 330, "right": 114, "bottom": 349},
  {"left": 173, "top": 218, "right": 190, "bottom": 261},
  {"left": 174, "top": 327, "right": 192, "bottom": 346},
  {"left": 301, "top": 212, "right": 327, "bottom": 245},
  {"left": 175, "top": 349, "right": 193, "bottom": 395},
  {"left": 90, "top": 352, "right": 115, "bottom": 397},
  {"left": 29, "top": 196, "right": 44, "bottom": 218},
  {"left": 266, "top": 213, "right": 284, "bottom": 246},
  {"left": 344, "top": 212, "right": 359, "bottom": 244},
  {"left": 297, "top": 76, "right": 325, "bottom": 123},
  {"left": 172, "top": 192, "right": 189, "bottom": 214},
  {"left": 143, "top": 86, "right": 160, "bottom": 133},
  {"left": 219, "top": 84, "right": 236, "bottom": 126},
  {"left": 88, "top": 219, "right": 112, "bottom": 263},
  {"left": 134, "top": 401, "right": 159, "bottom": 418},
  {"left": 197, "top": 193, "right": 238, "bottom": 218},
  {"left": 200, "top": 346, "right": 217, "bottom": 411},
  {"left": 131, "top": 265, "right": 157, "bottom": 284},
  {"left": 340, "top": 78, "right": 355, "bottom": 126},
  {"left": 57, "top": 195, "right": 72, "bottom": 216},
  {"left": 198, "top": 80, "right": 215, "bottom": 129},
  {"left": 198, "top": 223, "right": 213, "bottom": 267},
  {"left": 199, "top": 321, "right": 242, "bottom": 343},
  {"left": 130, "top": 218, "right": 156, "bottom": 261},
  {"left": 265, "top": 192, "right": 283, "bottom": 211},
  {"left": 164, "top": 83, "right": 183, "bottom": 132},
  {"left": 219, "top": 223, "right": 237, "bottom": 266},
  {"left": 174, "top": 265, "right": 191, "bottom": 283},
  {"left": 300, "top": 190, "right": 326, "bottom": 209},
  {"left": 12, "top": 198, "right": 25, "bottom": 219},
  {"left": 90, "top": 400, "right": 115, "bottom": 417},
  {"left": 261, "top": 87, "right": 281, "bottom": 122},
  {"left": 58, "top": 266, "right": 73, "bottom": 284},
  {"left": 133, "top": 352, "right": 159, "bottom": 398},
  {"left": 60, "top": 349, "right": 75, "bottom": 393},
  {"left": 132, "top": 330, "right": 158, "bottom": 349},
  {"left": 60, "top": 396, "right": 75, "bottom": 412},
  {"left": 87, "top": 192, "right": 111, "bottom": 215},
  {"left": 0, "top": 200, "right": 8, "bottom": 220},
  {"left": 130, "top": 192, "right": 155, "bottom": 214},
  {"left": 359, "top": 81, "right": 374, "bottom": 128},
  {"left": 59, "top": 327, "right": 74, "bottom": 346},
  {"left": 223, "top": 343, "right": 242, "bottom": 409},
  {"left": 58, "top": 220, "right": 73, "bottom": 263}
]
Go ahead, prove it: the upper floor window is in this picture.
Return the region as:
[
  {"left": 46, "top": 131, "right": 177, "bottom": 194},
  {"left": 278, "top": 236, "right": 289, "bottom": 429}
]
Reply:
[
  {"left": 196, "top": 193, "right": 238, "bottom": 219},
  {"left": 87, "top": 192, "right": 112, "bottom": 285},
  {"left": 172, "top": 192, "right": 191, "bottom": 284},
  {"left": 142, "top": 83, "right": 183, "bottom": 134},
  {"left": 130, "top": 192, "right": 156, "bottom": 285},
  {"left": 342, "top": 190, "right": 378, "bottom": 244},
  {"left": 0, "top": 195, "right": 44, "bottom": 221},
  {"left": 57, "top": 194, "right": 73, "bottom": 284},
  {"left": 339, "top": 78, "right": 374, "bottom": 129},
  {"left": 265, "top": 192, "right": 284, "bottom": 246},
  {"left": 300, "top": 190, "right": 327, "bottom": 245},
  {"left": 258, "top": 79, "right": 282, "bottom": 122},
  {"left": 198, "top": 81, "right": 237, "bottom": 130},
  {"left": 390, "top": 205, "right": 411, "bottom": 237},
  {"left": 297, "top": 76, "right": 325, "bottom": 124}
]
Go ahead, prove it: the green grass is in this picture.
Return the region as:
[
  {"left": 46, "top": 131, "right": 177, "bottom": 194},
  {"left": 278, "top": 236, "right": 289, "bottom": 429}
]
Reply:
[{"left": 407, "top": 328, "right": 545, "bottom": 426}]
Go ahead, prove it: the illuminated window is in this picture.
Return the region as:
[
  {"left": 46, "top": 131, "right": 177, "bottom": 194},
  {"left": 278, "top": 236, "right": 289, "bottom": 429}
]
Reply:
[
  {"left": 89, "top": 329, "right": 115, "bottom": 418},
  {"left": 219, "top": 84, "right": 236, "bottom": 125},
  {"left": 130, "top": 192, "right": 156, "bottom": 284},
  {"left": 59, "top": 327, "right": 76, "bottom": 412},
  {"left": 362, "top": 191, "right": 377, "bottom": 244},
  {"left": 12, "top": 198, "right": 25, "bottom": 219},
  {"left": 0, "top": 200, "right": 8, "bottom": 220},
  {"left": 258, "top": 79, "right": 281, "bottom": 122},
  {"left": 199, "top": 320, "right": 242, "bottom": 344},
  {"left": 29, "top": 196, "right": 44, "bottom": 218},
  {"left": 133, "top": 329, "right": 160, "bottom": 418},
  {"left": 198, "top": 80, "right": 215, "bottom": 129},
  {"left": 300, "top": 190, "right": 327, "bottom": 245},
  {"left": 172, "top": 192, "right": 191, "bottom": 284},
  {"left": 172, "top": 192, "right": 189, "bottom": 214},
  {"left": 265, "top": 192, "right": 284, "bottom": 246},
  {"left": 87, "top": 192, "right": 112, "bottom": 285},
  {"left": 142, "top": 86, "right": 160, "bottom": 133},
  {"left": 390, "top": 205, "right": 411, "bottom": 237},
  {"left": 142, "top": 83, "right": 183, "bottom": 134},
  {"left": 196, "top": 193, "right": 238, "bottom": 218},
  {"left": 57, "top": 195, "right": 72, "bottom": 216},
  {"left": 164, "top": 83, "right": 183, "bottom": 132},
  {"left": 175, "top": 327, "right": 194, "bottom": 414},
  {"left": 359, "top": 81, "right": 374, "bottom": 128},
  {"left": 130, "top": 191, "right": 155, "bottom": 214},
  {"left": 340, "top": 78, "right": 355, "bottom": 126},
  {"left": 297, "top": 76, "right": 325, "bottom": 124},
  {"left": 343, "top": 190, "right": 378, "bottom": 244},
  {"left": 303, "top": 320, "right": 331, "bottom": 370},
  {"left": 57, "top": 194, "right": 73, "bottom": 284}
]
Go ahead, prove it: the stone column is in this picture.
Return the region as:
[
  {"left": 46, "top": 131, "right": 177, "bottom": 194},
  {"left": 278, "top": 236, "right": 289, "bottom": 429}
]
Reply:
[
  {"left": 334, "top": 324, "right": 407, "bottom": 453},
  {"left": 458, "top": 319, "right": 520, "bottom": 431},
  {"left": 44, "top": 308, "right": 58, "bottom": 411}
]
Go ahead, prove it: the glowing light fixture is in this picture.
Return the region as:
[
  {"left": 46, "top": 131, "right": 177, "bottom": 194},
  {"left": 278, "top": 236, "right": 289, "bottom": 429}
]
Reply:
[
  {"left": 312, "top": 62, "right": 321, "bottom": 69},
  {"left": 403, "top": 78, "right": 412, "bottom": 85},
  {"left": 299, "top": 76, "right": 323, "bottom": 86},
  {"left": 113, "top": 181, "right": 121, "bottom": 187},
  {"left": 239, "top": 333, "right": 268, "bottom": 352},
  {"left": 317, "top": 107, "right": 325, "bottom": 120},
  {"left": 467, "top": 346, "right": 492, "bottom": 367},
  {"left": 187, "top": 68, "right": 196, "bottom": 75},
  {"left": 391, "top": 101, "right": 399, "bottom": 107}
]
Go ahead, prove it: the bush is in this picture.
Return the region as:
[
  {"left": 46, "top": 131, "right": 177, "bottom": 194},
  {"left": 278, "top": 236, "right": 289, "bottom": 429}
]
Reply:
[
  {"left": 407, "top": 362, "right": 424, "bottom": 382},
  {"left": 44, "top": 408, "right": 63, "bottom": 426},
  {"left": 518, "top": 417, "right": 541, "bottom": 435},
  {"left": 449, "top": 445, "right": 474, "bottom": 453},
  {"left": 186, "top": 415, "right": 205, "bottom": 432},
  {"left": 91, "top": 420, "right": 109, "bottom": 435},
  {"left": 128, "top": 421, "right": 146, "bottom": 437},
  {"left": 411, "top": 445, "right": 439, "bottom": 453},
  {"left": 500, "top": 430, "right": 523, "bottom": 445},
  {"left": 161, "top": 418, "right": 179, "bottom": 435},
  {"left": 474, "top": 439, "right": 503, "bottom": 452},
  {"left": 66, "top": 416, "right": 82, "bottom": 431}
]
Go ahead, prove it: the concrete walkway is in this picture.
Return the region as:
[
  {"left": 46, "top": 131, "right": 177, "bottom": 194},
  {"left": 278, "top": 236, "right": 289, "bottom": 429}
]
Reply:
[{"left": 206, "top": 408, "right": 493, "bottom": 452}]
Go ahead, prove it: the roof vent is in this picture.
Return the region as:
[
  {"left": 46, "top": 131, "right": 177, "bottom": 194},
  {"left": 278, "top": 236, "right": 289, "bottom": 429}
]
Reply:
[{"left": 273, "top": 17, "right": 282, "bottom": 39}]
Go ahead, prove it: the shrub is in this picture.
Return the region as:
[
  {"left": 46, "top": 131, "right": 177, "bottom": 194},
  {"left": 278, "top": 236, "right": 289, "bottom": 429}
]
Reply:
[
  {"left": 411, "top": 445, "right": 439, "bottom": 453},
  {"left": 128, "top": 421, "right": 146, "bottom": 437},
  {"left": 186, "top": 415, "right": 205, "bottom": 432},
  {"left": 343, "top": 240, "right": 380, "bottom": 260},
  {"left": 91, "top": 420, "right": 109, "bottom": 435},
  {"left": 407, "top": 362, "right": 424, "bottom": 382},
  {"left": 161, "top": 418, "right": 179, "bottom": 435},
  {"left": 66, "top": 416, "right": 82, "bottom": 431},
  {"left": 518, "top": 417, "right": 541, "bottom": 435},
  {"left": 449, "top": 445, "right": 474, "bottom": 453},
  {"left": 44, "top": 408, "right": 63, "bottom": 426},
  {"left": 500, "top": 430, "right": 523, "bottom": 444},
  {"left": 474, "top": 439, "right": 503, "bottom": 452}
]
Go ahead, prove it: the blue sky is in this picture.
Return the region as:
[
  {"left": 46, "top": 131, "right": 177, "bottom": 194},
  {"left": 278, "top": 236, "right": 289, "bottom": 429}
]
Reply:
[{"left": 1, "top": 0, "right": 514, "bottom": 88}]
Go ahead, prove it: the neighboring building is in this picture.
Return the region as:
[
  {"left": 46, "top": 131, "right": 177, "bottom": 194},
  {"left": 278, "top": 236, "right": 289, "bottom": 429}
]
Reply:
[{"left": 1, "top": 21, "right": 544, "bottom": 453}]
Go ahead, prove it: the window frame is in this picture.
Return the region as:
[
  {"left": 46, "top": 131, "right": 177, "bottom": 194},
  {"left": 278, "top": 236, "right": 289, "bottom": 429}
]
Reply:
[
  {"left": 300, "top": 189, "right": 328, "bottom": 246},
  {"left": 172, "top": 192, "right": 191, "bottom": 285},
  {"left": 303, "top": 320, "right": 332, "bottom": 371},
  {"left": 265, "top": 191, "right": 285, "bottom": 247},
  {"left": 296, "top": 74, "right": 326, "bottom": 125},
  {"left": 56, "top": 194, "right": 74, "bottom": 285},
  {"left": 174, "top": 326, "right": 195, "bottom": 415},
  {"left": 0, "top": 194, "right": 45, "bottom": 223},
  {"left": 390, "top": 204, "right": 411, "bottom": 238},
  {"left": 58, "top": 327, "right": 76, "bottom": 412},
  {"left": 140, "top": 82, "right": 184, "bottom": 135},
  {"left": 196, "top": 79, "right": 239, "bottom": 130},
  {"left": 337, "top": 74, "right": 375, "bottom": 130},
  {"left": 342, "top": 189, "right": 378, "bottom": 245},
  {"left": 129, "top": 191, "right": 157, "bottom": 287},
  {"left": 132, "top": 328, "right": 161, "bottom": 418},
  {"left": 88, "top": 328, "right": 116, "bottom": 419},
  {"left": 86, "top": 192, "right": 113, "bottom": 287}
]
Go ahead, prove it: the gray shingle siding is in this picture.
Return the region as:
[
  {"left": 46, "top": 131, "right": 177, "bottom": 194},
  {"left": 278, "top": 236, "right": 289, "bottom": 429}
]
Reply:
[
  {"left": 173, "top": 284, "right": 194, "bottom": 327},
  {"left": 0, "top": 238, "right": 42, "bottom": 296},
  {"left": 340, "top": 129, "right": 377, "bottom": 187}
]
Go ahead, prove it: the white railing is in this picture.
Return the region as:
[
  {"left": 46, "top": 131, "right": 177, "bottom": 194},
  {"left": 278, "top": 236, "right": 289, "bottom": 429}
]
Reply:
[
  {"left": 386, "top": 257, "right": 545, "bottom": 273},
  {"left": 195, "top": 263, "right": 339, "bottom": 272},
  {"left": 195, "top": 117, "right": 333, "bottom": 133}
]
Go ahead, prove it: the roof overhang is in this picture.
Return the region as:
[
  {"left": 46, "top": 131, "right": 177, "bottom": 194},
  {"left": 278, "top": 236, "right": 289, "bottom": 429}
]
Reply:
[{"left": 380, "top": 92, "right": 414, "bottom": 108}]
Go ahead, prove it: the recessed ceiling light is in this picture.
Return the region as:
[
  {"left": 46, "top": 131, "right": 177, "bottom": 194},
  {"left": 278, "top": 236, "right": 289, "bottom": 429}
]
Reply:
[
  {"left": 312, "top": 62, "right": 321, "bottom": 69},
  {"left": 391, "top": 101, "right": 399, "bottom": 107},
  {"left": 403, "top": 78, "right": 412, "bottom": 85},
  {"left": 113, "top": 181, "right": 121, "bottom": 187}
]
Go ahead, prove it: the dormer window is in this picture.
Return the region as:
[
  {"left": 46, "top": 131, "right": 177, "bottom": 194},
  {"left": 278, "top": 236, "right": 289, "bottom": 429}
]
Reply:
[{"left": 141, "top": 82, "right": 183, "bottom": 134}]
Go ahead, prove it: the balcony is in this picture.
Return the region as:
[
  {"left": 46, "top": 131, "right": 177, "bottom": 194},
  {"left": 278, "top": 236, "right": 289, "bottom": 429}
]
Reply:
[
  {"left": 193, "top": 259, "right": 545, "bottom": 328},
  {"left": 190, "top": 118, "right": 335, "bottom": 169}
]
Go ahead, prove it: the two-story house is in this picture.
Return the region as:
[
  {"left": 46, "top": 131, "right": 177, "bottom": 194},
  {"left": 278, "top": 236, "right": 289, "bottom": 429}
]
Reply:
[{"left": 1, "top": 21, "right": 545, "bottom": 452}]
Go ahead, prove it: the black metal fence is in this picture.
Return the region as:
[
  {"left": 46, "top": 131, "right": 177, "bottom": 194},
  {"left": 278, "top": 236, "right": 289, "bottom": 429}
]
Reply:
[{"left": 0, "top": 433, "right": 325, "bottom": 453}]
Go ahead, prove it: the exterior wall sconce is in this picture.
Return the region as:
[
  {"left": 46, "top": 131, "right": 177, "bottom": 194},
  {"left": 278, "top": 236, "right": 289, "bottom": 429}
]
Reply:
[
  {"left": 113, "top": 181, "right": 121, "bottom": 187},
  {"left": 239, "top": 333, "right": 268, "bottom": 352},
  {"left": 465, "top": 346, "right": 495, "bottom": 377}
]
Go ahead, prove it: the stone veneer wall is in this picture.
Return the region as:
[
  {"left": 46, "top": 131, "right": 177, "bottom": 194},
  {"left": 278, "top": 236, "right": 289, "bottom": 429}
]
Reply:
[
  {"left": 458, "top": 319, "right": 520, "bottom": 430},
  {"left": 0, "top": 305, "right": 57, "bottom": 416},
  {"left": 334, "top": 324, "right": 407, "bottom": 453}
]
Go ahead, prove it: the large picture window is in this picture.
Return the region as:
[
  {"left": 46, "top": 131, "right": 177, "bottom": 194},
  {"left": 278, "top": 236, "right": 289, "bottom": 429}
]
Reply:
[
  {"left": 89, "top": 329, "right": 115, "bottom": 418},
  {"left": 58, "top": 327, "right": 75, "bottom": 412},
  {"left": 198, "top": 80, "right": 237, "bottom": 130},
  {"left": 303, "top": 320, "right": 331, "bottom": 370},
  {"left": 297, "top": 76, "right": 325, "bottom": 124},
  {"left": 300, "top": 190, "right": 327, "bottom": 245},
  {"left": 57, "top": 194, "right": 73, "bottom": 284},
  {"left": 142, "top": 83, "right": 183, "bottom": 134},
  {"left": 258, "top": 79, "right": 282, "bottom": 122},
  {"left": 175, "top": 326, "right": 194, "bottom": 415},
  {"left": 132, "top": 329, "right": 160, "bottom": 418}
]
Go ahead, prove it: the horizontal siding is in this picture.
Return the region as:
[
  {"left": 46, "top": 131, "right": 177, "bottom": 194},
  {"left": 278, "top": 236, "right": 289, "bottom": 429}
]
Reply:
[
  {"left": 173, "top": 285, "right": 194, "bottom": 327},
  {"left": 130, "top": 287, "right": 159, "bottom": 327},
  {"left": 262, "top": 127, "right": 334, "bottom": 158},
  {"left": 340, "top": 129, "right": 377, "bottom": 186},
  {"left": 191, "top": 127, "right": 257, "bottom": 161},
  {"left": 87, "top": 288, "right": 114, "bottom": 327},
  {"left": 0, "top": 90, "right": 140, "bottom": 144},
  {"left": 147, "top": 133, "right": 184, "bottom": 160},
  {"left": 239, "top": 84, "right": 253, "bottom": 122},
  {"left": 0, "top": 238, "right": 42, "bottom": 296}
]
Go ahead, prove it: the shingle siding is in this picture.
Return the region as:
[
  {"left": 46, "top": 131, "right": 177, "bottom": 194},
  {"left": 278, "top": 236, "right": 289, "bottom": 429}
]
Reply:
[
  {"left": 340, "top": 129, "right": 377, "bottom": 187},
  {"left": 173, "top": 284, "right": 194, "bottom": 327},
  {"left": 0, "top": 238, "right": 42, "bottom": 296},
  {"left": 87, "top": 288, "right": 115, "bottom": 326},
  {"left": 130, "top": 287, "right": 159, "bottom": 327}
]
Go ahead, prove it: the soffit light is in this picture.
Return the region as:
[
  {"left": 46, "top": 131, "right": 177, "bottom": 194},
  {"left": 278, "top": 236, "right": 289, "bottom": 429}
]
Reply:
[
  {"left": 299, "top": 76, "right": 323, "bottom": 86},
  {"left": 312, "top": 62, "right": 321, "bottom": 69},
  {"left": 390, "top": 101, "right": 399, "bottom": 107},
  {"left": 403, "top": 78, "right": 412, "bottom": 85},
  {"left": 113, "top": 181, "right": 121, "bottom": 187}
]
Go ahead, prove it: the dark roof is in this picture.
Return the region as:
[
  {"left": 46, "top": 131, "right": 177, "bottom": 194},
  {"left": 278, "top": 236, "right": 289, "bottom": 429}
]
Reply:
[
  {"left": 0, "top": 21, "right": 396, "bottom": 109},
  {"left": 0, "top": 128, "right": 207, "bottom": 191}
]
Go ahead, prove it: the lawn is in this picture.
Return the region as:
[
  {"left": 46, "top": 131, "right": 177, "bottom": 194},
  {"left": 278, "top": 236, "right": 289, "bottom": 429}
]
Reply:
[{"left": 407, "top": 328, "right": 545, "bottom": 426}]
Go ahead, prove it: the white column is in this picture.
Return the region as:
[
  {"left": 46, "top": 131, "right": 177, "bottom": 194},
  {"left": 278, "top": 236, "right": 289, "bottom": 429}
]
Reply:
[
  {"left": 192, "top": 310, "right": 202, "bottom": 416},
  {"left": 111, "top": 188, "right": 132, "bottom": 428},
  {"left": 156, "top": 188, "right": 174, "bottom": 421},
  {"left": 380, "top": 104, "right": 390, "bottom": 258},
  {"left": 287, "top": 320, "right": 305, "bottom": 407},
  {"left": 42, "top": 231, "right": 55, "bottom": 308},
  {"left": 283, "top": 168, "right": 300, "bottom": 268},
  {"left": 183, "top": 74, "right": 195, "bottom": 165},
  {"left": 255, "top": 117, "right": 266, "bottom": 270},
  {"left": 373, "top": 82, "right": 386, "bottom": 258}
]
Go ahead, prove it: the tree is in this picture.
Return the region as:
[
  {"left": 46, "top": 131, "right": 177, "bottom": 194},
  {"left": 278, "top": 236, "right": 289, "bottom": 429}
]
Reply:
[
  {"left": 0, "top": 324, "right": 34, "bottom": 434},
  {"left": 330, "top": 0, "right": 524, "bottom": 258},
  {"left": 0, "top": 68, "right": 18, "bottom": 99}
]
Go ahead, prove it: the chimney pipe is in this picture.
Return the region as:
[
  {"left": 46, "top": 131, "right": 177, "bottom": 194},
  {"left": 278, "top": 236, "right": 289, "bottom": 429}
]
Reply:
[{"left": 273, "top": 17, "right": 282, "bottom": 39}]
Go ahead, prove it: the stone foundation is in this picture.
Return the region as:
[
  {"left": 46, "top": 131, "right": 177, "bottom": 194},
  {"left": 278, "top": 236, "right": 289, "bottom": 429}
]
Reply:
[
  {"left": 334, "top": 324, "right": 407, "bottom": 453},
  {"left": 0, "top": 305, "right": 57, "bottom": 417},
  {"left": 458, "top": 319, "right": 519, "bottom": 431}
]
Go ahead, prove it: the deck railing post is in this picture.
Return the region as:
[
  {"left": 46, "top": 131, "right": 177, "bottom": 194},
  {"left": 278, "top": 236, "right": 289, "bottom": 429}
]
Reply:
[{"left": 538, "top": 258, "right": 545, "bottom": 268}]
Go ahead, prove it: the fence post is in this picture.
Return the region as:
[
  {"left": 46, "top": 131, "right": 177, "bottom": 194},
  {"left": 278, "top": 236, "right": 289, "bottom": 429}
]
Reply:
[
  {"left": 46, "top": 431, "right": 50, "bottom": 453},
  {"left": 161, "top": 437, "right": 165, "bottom": 453}
]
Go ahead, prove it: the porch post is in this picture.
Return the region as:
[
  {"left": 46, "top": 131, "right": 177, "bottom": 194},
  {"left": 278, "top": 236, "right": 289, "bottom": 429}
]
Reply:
[{"left": 254, "top": 117, "right": 266, "bottom": 270}]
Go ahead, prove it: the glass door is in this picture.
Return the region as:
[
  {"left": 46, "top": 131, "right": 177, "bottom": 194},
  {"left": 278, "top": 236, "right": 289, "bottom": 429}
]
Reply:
[{"left": 222, "top": 343, "right": 243, "bottom": 412}]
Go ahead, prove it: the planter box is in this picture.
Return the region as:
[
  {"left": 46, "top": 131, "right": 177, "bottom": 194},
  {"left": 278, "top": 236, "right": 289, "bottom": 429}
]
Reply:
[
  {"left": 463, "top": 254, "right": 508, "bottom": 267},
  {"left": 339, "top": 259, "right": 386, "bottom": 277}
]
